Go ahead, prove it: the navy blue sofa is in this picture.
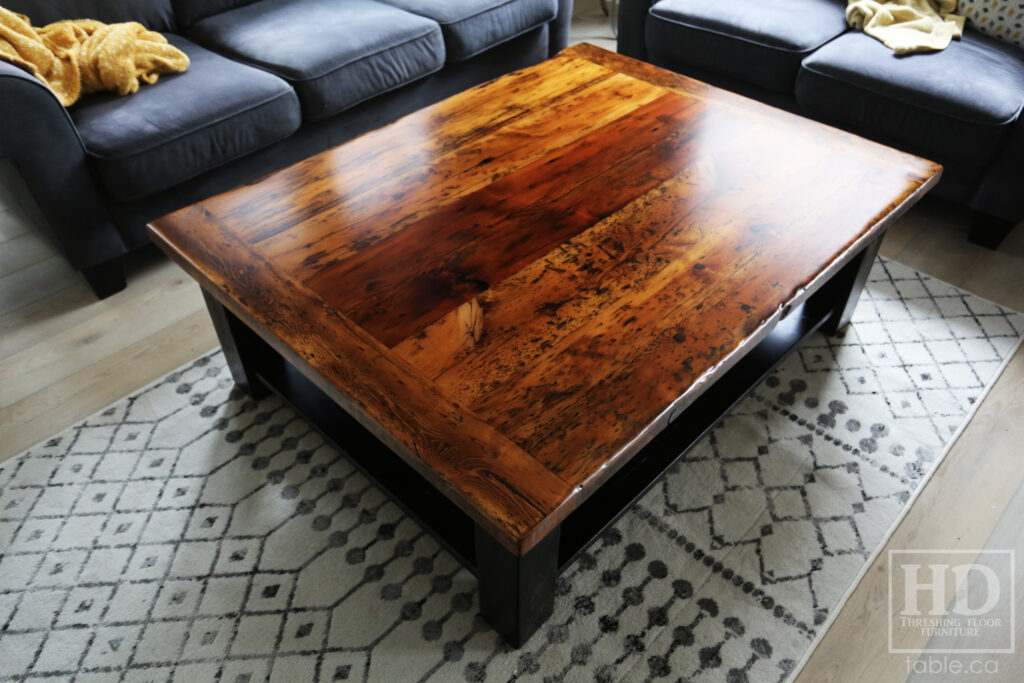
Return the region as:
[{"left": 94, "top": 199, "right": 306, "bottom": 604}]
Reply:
[
  {"left": 618, "top": 0, "right": 1024, "bottom": 248},
  {"left": 0, "top": 0, "right": 574, "bottom": 297}
]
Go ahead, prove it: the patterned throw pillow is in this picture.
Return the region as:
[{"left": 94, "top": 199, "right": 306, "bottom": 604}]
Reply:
[{"left": 959, "top": 0, "right": 1024, "bottom": 49}]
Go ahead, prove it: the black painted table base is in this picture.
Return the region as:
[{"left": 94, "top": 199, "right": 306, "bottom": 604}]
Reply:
[{"left": 200, "top": 236, "right": 882, "bottom": 647}]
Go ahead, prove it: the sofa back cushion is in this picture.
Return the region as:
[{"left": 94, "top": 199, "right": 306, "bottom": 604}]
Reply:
[
  {"left": 376, "top": 0, "right": 557, "bottom": 62},
  {"left": 172, "top": 0, "right": 260, "bottom": 26},
  {"left": 2, "top": 0, "right": 176, "bottom": 31}
]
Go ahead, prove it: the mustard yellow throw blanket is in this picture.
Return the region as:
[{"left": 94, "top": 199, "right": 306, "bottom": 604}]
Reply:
[
  {"left": 846, "top": 0, "right": 965, "bottom": 54},
  {"left": 0, "top": 6, "right": 188, "bottom": 106}
]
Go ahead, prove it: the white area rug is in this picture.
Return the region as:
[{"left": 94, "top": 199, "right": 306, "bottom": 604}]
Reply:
[{"left": 0, "top": 258, "right": 1020, "bottom": 682}]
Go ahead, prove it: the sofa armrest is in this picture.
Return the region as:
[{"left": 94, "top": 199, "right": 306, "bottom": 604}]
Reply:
[
  {"left": 618, "top": 0, "right": 657, "bottom": 60},
  {"left": 0, "top": 61, "right": 125, "bottom": 270},
  {"left": 971, "top": 114, "right": 1024, "bottom": 224},
  {"left": 549, "top": 0, "right": 575, "bottom": 56}
]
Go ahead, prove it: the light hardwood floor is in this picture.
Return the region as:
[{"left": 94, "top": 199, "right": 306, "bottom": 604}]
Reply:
[
  {"left": 1, "top": 6, "right": 1022, "bottom": 678},
  {"left": 0, "top": 163, "right": 218, "bottom": 458}
]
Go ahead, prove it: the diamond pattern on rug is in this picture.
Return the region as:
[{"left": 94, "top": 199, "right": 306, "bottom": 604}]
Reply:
[{"left": 0, "top": 258, "right": 1020, "bottom": 682}]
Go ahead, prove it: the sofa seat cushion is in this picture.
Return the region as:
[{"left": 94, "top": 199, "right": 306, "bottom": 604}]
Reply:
[
  {"left": 377, "top": 0, "right": 557, "bottom": 62},
  {"left": 645, "top": 0, "right": 848, "bottom": 93},
  {"left": 186, "top": 0, "right": 445, "bottom": 121},
  {"left": 70, "top": 34, "right": 301, "bottom": 202},
  {"left": 797, "top": 31, "right": 1024, "bottom": 167}
]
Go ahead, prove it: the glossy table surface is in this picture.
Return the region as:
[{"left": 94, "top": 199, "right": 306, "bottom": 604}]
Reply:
[{"left": 149, "top": 44, "right": 941, "bottom": 556}]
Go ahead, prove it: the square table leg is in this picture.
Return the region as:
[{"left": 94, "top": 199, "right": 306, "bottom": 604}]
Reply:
[
  {"left": 821, "top": 236, "right": 882, "bottom": 336},
  {"left": 474, "top": 525, "right": 560, "bottom": 647},
  {"left": 202, "top": 290, "right": 269, "bottom": 399}
]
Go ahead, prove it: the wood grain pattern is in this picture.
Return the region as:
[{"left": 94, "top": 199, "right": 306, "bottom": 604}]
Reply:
[
  {"left": 152, "top": 204, "right": 574, "bottom": 554},
  {"left": 305, "top": 93, "right": 705, "bottom": 346},
  {"left": 148, "top": 44, "right": 941, "bottom": 555}
]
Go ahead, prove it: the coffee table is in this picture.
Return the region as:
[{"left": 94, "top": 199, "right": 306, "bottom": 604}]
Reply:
[{"left": 148, "top": 44, "right": 940, "bottom": 646}]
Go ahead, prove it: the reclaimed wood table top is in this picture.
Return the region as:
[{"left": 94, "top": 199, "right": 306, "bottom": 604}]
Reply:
[{"left": 148, "top": 44, "right": 941, "bottom": 557}]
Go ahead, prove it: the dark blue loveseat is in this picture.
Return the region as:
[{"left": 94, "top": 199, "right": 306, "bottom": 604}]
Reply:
[{"left": 618, "top": 0, "right": 1024, "bottom": 248}]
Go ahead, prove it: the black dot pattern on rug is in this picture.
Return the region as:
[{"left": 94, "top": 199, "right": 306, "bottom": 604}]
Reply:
[{"left": 0, "top": 258, "right": 1019, "bottom": 680}]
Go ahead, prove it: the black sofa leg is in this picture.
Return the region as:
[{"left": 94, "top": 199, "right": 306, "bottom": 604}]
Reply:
[
  {"left": 81, "top": 258, "right": 127, "bottom": 299},
  {"left": 968, "top": 211, "right": 1016, "bottom": 250}
]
